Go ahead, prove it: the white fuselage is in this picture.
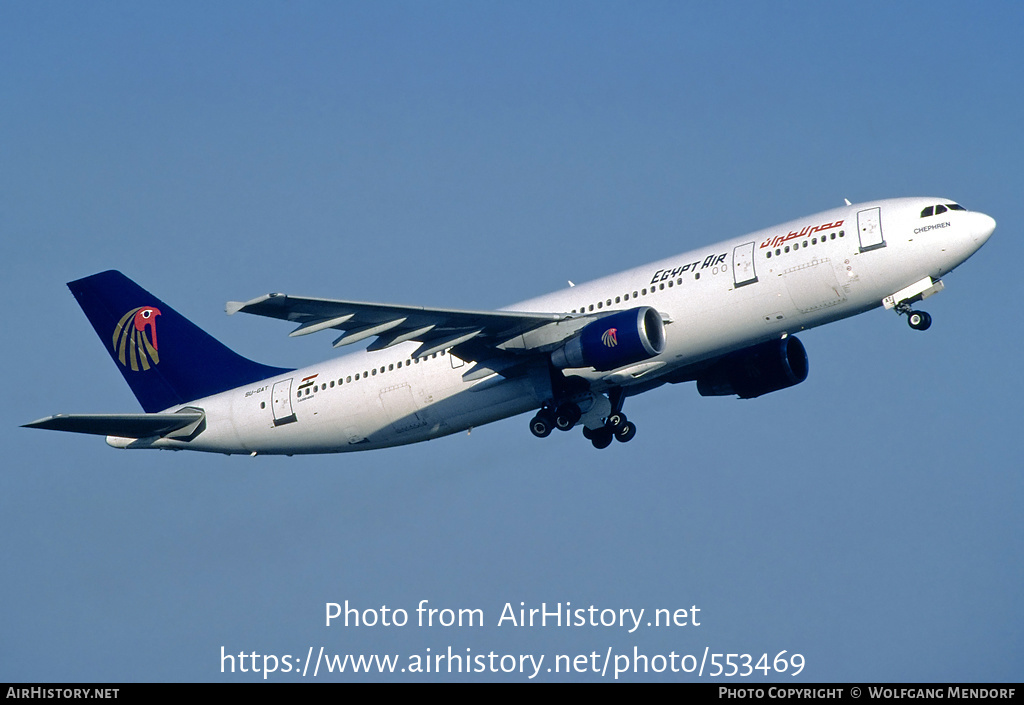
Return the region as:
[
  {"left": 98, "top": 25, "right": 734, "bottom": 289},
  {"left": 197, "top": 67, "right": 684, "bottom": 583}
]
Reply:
[{"left": 112, "top": 197, "right": 994, "bottom": 454}]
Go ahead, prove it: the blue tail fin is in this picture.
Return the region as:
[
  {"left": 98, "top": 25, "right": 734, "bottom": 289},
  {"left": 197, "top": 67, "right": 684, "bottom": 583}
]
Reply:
[{"left": 68, "top": 270, "right": 293, "bottom": 413}]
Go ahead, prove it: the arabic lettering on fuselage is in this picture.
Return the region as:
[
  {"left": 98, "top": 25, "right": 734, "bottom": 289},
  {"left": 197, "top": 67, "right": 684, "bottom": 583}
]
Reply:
[{"left": 759, "top": 220, "right": 844, "bottom": 250}]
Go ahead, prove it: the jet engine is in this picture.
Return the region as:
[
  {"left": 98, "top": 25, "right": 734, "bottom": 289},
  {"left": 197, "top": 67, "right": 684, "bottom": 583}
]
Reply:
[
  {"left": 696, "top": 336, "right": 808, "bottom": 399},
  {"left": 551, "top": 306, "right": 666, "bottom": 371}
]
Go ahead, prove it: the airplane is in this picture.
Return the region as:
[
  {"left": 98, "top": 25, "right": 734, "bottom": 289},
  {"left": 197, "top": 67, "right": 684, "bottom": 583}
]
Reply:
[{"left": 24, "top": 197, "right": 995, "bottom": 453}]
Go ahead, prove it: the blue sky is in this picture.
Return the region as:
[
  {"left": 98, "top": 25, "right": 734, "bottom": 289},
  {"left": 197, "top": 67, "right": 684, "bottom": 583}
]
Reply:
[{"left": 2, "top": 1, "right": 1021, "bottom": 681}]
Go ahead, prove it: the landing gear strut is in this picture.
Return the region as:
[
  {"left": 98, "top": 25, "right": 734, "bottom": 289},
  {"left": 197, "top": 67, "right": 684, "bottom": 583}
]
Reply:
[{"left": 895, "top": 302, "right": 932, "bottom": 331}]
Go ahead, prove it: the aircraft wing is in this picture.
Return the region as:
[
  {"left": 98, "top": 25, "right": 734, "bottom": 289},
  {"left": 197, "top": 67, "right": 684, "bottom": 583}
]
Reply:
[
  {"left": 226, "top": 293, "right": 581, "bottom": 360},
  {"left": 22, "top": 411, "right": 205, "bottom": 438}
]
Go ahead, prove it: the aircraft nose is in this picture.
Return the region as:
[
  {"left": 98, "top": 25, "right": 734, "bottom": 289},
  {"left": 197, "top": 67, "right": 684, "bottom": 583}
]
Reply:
[{"left": 974, "top": 212, "right": 996, "bottom": 245}]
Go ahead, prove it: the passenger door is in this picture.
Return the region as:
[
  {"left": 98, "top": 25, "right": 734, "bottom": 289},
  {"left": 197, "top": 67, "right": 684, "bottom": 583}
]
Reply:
[
  {"left": 271, "top": 379, "right": 297, "bottom": 426},
  {"left": 732, "top": 241, "right": 758, "bottom": 287},
  {"left": 857, "top": 207, "right": 886, "bottom": 252}
]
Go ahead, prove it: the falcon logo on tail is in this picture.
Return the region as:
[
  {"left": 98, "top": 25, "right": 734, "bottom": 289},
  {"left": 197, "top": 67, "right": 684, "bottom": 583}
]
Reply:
[{"left": 112, "top": 306, "right": 162, "bottom": 371}]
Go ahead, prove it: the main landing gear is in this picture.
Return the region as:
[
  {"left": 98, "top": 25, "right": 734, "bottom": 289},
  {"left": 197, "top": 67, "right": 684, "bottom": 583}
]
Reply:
[
  {"left": 529, "top": 386, "right": 636, "bottom": 449},
  {"left": 895, "top": 302, "right": 932, "bottom": 331},
  {"left": 528, "top": 402, "right": 581, "bottom": 438},
  {"left": 581, "top": 412, "right": 636, "bottom": 449}
]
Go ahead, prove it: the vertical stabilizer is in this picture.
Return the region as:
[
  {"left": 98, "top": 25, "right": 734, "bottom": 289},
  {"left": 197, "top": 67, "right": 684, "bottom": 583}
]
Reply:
[{"left": 68, "top": 270, "right": 292, "bottom": 412}]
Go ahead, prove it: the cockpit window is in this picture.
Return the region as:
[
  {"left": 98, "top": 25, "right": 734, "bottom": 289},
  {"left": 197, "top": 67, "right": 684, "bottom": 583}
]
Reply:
[{"left": 921, "top": 203, "right": 966, "bottom": 218}]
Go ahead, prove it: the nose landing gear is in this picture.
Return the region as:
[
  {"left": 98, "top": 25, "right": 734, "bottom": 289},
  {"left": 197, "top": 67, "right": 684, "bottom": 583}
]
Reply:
[
  {"left": 907, "top": 310, "right": 932, "bottom": 330},
  {"left": 885, "top": 277, "right": 943, "bottom": 331},
  {"left": 895, "top": 302, "right": 932, "bottom": 331}
]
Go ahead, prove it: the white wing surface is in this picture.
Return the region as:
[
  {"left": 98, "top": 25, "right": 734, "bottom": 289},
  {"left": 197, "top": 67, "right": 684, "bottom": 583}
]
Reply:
[{"left": 226, "top": 293, "right": 586, "bottom": 360}]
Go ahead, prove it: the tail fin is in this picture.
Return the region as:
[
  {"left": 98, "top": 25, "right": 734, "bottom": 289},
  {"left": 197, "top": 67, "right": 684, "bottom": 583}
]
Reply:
[{"left": 68, "top": 270, "right": 292, "bottom": 412}]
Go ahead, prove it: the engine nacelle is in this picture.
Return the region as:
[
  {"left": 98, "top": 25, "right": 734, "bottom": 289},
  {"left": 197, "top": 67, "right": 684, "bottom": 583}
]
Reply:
[
  {"left": 696, "top": 336, "right": 808, "bottom": 399},
  {"left": 551, "top": 307, "right": 666, "bottom": 371}
]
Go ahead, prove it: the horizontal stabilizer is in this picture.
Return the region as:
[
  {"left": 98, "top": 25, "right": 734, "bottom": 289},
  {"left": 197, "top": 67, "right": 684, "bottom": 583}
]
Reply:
[{"left": 23, "top": 411, "right": 205, "bottom": 438}]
